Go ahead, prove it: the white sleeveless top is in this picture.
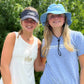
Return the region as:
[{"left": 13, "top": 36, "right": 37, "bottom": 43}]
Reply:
[{"left": 0, "top": 32, "right": 38, "bottom": 84}]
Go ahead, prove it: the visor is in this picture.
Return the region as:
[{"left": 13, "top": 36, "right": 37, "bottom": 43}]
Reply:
[{"left": 20, "top": 10, "right": 39, "bottom": 23}]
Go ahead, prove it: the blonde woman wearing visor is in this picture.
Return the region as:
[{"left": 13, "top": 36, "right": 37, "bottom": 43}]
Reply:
[{"left": 0, "top": 7, "right": 45, "bottom": 84}]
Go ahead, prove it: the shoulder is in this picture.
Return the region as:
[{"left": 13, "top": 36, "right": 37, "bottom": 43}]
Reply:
[
  {"left": 37, "top": 39, "right": 41, "bottom": 48},
  {"left": 38, "top": 39, "right": 41, "bottom": 44},
  {"left": 70, "top": 30, "right": 84, "bottom": 39},
  {"left": 33, "top": 36, "right": 42, "bottom": 48},
  {"left": 34, "top": 36, "right": 41, "bottom": 45},
  {"left": 4, "top": 32, "right": 16, "bottom": 44},
  {"left": 6, "top": 32, "right": 16, "bottom": 38},
  {"left": 70, "top": 30, "right": 84, "bottom": 47},
  {"left": 70, "top": 30, "right": 83, "bottom": 36}
]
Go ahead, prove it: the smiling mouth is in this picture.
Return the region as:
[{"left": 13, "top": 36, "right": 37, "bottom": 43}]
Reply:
[
  {"left": 53, "top": 21, "right": 61, "bottom": 23},
  {"left": 26, "top": 26, "right": 33, "bottom": 29}
]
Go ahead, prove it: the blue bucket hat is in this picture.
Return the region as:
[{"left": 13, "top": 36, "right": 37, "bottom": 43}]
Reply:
[{"left": 40, "top": 4, "right": 72, "bottom": 26}]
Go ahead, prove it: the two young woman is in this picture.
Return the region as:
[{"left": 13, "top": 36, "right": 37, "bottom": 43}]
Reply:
[{"left": 0, "top": 3, "right": 84, "bottom": 84}]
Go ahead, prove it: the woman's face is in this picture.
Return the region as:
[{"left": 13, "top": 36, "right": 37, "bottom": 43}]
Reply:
[
  {"left": 21, "top": 18, "right": 38, "bottom": 32},
  {"left": 47, "top": 13, "right": 65, "bottom": 29}
]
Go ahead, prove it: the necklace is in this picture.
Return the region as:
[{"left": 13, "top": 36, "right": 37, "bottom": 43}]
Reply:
[{"left": 27, "top": 37, "right": 34, "bottom": 41}]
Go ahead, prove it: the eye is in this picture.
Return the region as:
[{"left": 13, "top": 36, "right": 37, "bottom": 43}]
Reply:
[
  {"left": 58, "top": 14, "right": 61, "bottom": 17},
  {"left": 30, "top": 20, "right": 36, "bottom": 24},
  {"left": 49, "top": 15, "right": 55, "bottom": 19},
  {"left": 58, "top": 14, "right": 65, "bottom": 18},
  {"left": 24, "top": 19, "right": 28, "bottom": 23},
  {"left": 51, "top": 15, "right": 55, "bottom": 18},
  {"left": 31, "top": 20, "right": 36, "bottom": 23}
]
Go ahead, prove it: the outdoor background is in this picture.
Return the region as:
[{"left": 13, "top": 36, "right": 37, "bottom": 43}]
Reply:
[{"left": 0, "top": 0, "right": 84, "bottom": 83}]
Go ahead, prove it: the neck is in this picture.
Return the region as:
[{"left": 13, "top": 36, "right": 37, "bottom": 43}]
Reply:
[
  {"left": 21, "top": 30, "right": 33, "bottom": 40},
  {"left": 53, "top": 27, "right": 63, "bottom": 38}
]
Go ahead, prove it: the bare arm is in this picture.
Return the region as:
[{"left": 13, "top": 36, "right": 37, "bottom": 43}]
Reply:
[
  {"left": 0, "top": 60, "right": 1, "bottom": 73},
  {"left": 34, "top": 39, "right": 46, "bottom": 72},
  {"left": 1, "top": 32, "right": 16, "bottom": 84},
  {"left": 0, "top": 66, "right": 1, "bottom": 73},
  {"left": 79, "top": 54, "right": 84, "bottom": 84}
]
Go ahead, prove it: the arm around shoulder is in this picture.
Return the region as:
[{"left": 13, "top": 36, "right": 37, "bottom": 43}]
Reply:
[{"left": 34, "top": 39, "right": 46, "bottom": 72}]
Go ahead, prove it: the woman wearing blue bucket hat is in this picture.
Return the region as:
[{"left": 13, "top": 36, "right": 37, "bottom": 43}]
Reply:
[{"left": 40, "top": 3, "right": 84, "bottom": 84}]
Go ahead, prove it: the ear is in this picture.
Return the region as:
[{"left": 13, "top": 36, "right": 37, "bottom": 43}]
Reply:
[
  {"left": 20, "top": 20, "right": 24, "bottom": 27},
  {"left": 37, "top": 21, "right": 39, "bottom": 25},
  {"left": 20, "top": 20, "right": 22, "bottom": 24},
  {"left": 62, "top": 16, "right": 66, "bottom": 27},
  {"left": 65, "top": 16, "right": 67, "bottom": 23},
  {"left": 35, "top": 22, "right": 39, "bottom": 28}
]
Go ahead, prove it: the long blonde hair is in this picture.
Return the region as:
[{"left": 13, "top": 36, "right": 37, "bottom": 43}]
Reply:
[
  {"left": 17, "top": 6, "right": 38, "bottom": 38},
  {"left": 42, "top": 19, "right": 74, "bottom": 57}
]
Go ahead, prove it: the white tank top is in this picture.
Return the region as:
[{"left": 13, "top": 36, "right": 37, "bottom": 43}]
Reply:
[{"left": 0, "top": 32, "right": 38, "bottom": 84}]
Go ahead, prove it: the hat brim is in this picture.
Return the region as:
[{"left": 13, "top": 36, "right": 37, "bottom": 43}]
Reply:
[
  {"left": 21, "top": 15, "right": 39, "bottom": 23},
  {"left": 40, "top": 12, "right": 72, "bottom": 26}
]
